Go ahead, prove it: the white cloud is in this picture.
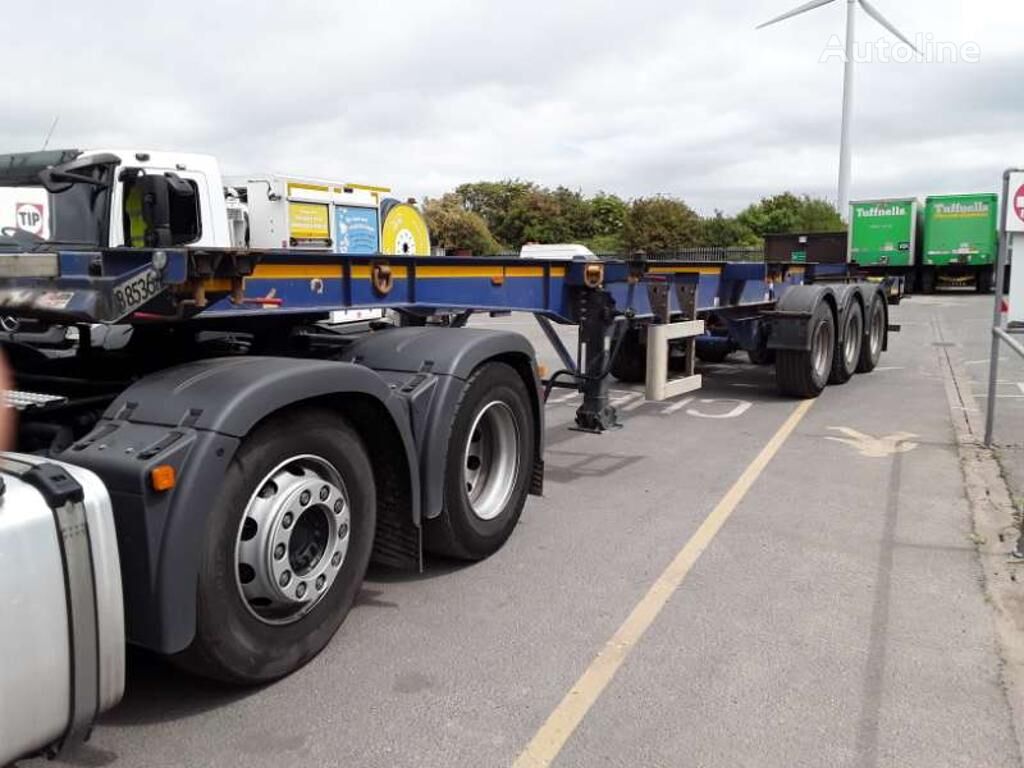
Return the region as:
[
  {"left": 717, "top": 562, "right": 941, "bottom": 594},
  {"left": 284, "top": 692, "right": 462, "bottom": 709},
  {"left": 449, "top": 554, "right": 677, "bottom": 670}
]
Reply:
[{"left": 2, "top": 0, "right": 1021, "bottom": 213}]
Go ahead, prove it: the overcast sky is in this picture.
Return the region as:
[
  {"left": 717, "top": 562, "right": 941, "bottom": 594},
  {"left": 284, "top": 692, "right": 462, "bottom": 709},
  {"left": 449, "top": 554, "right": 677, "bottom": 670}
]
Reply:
[{"left": 3, "top": 0, "right": 1021, "bottom": 214}]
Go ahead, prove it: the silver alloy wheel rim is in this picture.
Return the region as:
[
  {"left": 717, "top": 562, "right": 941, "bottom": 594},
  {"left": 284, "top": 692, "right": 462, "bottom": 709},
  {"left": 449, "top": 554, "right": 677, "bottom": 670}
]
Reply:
[
  {"left": 811, "top": 318, "right": 834, "bottom": 379},
  {"left": 463, "top": 401, "right": 520, "bottom": 521},
  {"left": 868, "top": 303, "right": 884, "bottom": 358},
  {"left": 234, "top": 454, "right": 351, "bottom": 625},
  {"left": 844, "top": 309, "right": 863, "bottom": 370}
]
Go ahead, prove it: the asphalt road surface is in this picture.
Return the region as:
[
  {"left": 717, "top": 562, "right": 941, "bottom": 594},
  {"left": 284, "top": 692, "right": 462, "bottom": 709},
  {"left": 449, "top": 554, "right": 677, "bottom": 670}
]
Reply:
[{"left": 25, "top": 293, "right": 1023, "bottom": 768}]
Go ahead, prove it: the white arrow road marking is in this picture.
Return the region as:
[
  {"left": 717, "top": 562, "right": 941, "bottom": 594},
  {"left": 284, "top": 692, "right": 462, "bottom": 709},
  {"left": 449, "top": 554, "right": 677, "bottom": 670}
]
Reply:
[{"left": 826, "top": 427, "right": 919, "bottom": 458}]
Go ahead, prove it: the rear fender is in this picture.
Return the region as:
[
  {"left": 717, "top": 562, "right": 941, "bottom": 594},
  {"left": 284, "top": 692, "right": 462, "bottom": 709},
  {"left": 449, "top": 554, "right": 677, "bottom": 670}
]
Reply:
[
  {"left": 66, "top": 356, "right": 419, "bottom": 654},
  {"left": 341, "top": 326, "right": 545, "bottom": 519}
]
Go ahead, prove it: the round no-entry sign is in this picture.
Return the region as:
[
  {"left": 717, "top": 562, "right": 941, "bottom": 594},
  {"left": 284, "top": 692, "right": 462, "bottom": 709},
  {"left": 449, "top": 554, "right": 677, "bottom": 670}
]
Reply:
[{"left": 1014, "top": 184, "right": 1024, "bottom": 225}]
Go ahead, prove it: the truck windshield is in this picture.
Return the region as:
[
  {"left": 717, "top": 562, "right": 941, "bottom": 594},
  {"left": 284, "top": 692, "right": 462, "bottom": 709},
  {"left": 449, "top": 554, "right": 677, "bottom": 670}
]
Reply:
[{"left": 0, "top": 155, "right": 114, "bottom": 250}]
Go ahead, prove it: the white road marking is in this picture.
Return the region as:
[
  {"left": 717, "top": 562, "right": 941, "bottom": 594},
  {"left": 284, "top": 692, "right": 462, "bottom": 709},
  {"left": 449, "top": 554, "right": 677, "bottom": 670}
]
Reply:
[
  {"left": 549, "top": 392, "right": 580, "bottom": 404},
  {"left": 964, "top": 357, "right": 1006, "bottom": 366},
  {"left": 1018, "top": 383, "right": 1024, "bottom": 396},
  {"left": 873, "top": 366, "right": 905, "bottom": 372},
  {"left": 621, "top": 396, "right": 648, "bottom": 412},
  {"left": 660, "top": 396, "right": 695, "bottom": 415},
  {"left": 686, "top": 398, "right": 753, "bottom": 420},
  {"left": 610, "top": 392, "right": 643, "bottom": 408}
]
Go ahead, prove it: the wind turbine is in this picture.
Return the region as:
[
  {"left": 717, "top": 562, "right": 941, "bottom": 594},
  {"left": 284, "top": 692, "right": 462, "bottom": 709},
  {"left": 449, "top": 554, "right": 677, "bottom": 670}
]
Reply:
[{"left": 757, "top": 0, "right": 919, "bottom": 219}]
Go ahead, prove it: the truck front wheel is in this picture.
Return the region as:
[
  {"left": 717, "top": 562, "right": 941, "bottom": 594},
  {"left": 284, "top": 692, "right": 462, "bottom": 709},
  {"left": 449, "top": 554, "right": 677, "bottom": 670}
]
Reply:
[
  {"left": 175, "top": 409, "right": 376, "bottom": 684},
  {"left": 775, "top": 301, "right": 835, "bottom": 398},
  {"left": 425, "top": 362, "right": 535, "bottom": 560}
]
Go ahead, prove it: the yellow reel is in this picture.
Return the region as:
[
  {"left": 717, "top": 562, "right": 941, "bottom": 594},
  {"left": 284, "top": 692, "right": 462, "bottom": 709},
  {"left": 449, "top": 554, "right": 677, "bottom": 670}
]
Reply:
[{"left": 380, "top": 199, "right": 431, "bottom": 256}]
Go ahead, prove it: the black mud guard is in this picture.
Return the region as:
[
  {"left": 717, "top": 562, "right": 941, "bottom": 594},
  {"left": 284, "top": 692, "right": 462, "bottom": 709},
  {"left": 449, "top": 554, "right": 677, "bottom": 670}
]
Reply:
[
  {"left": 766, "top": 284, "right": 838, "bottom": 352},
  {"left": 63, "top": 356, "right": 420, "bottom": 654},
  {"left": 341, "top": 327, "right": 545, "bottom": 520}
]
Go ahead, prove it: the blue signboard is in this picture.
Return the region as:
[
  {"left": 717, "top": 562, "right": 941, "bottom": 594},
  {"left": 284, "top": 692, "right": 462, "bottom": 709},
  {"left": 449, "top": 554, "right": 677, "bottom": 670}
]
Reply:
[{"left": 334, "top": 205, "right": 379, "bottom": 254}]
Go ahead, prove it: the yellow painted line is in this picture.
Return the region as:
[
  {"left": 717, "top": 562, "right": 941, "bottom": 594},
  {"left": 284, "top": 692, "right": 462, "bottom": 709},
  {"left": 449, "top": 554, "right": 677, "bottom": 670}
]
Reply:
[
  {"left": 287, "top": 181, "right": 329, "bottom": 195},
  {"left": 238, "top": 263, "right": 568, "bottom": 282},
  {"left": 252, "top": 264, "right": 343, "bottom": 279},
  {"left": 344, "top": 182, "right": 391, "bottom": 193},
  {"left": 512, "top": 397, "right": 816, "bottom": 768}
]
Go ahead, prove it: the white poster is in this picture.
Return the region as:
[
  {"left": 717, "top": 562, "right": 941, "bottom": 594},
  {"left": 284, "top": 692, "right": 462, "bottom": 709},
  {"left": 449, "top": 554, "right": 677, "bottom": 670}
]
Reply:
[{"left": 1009, "top": 233, "right": 1024, "bottom": 325}]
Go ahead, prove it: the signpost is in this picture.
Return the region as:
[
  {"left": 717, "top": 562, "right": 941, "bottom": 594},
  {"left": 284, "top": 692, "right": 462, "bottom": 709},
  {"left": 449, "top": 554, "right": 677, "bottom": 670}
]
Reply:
[{"left": 984, "top": 169, "right": 1024, "bottom": 445}]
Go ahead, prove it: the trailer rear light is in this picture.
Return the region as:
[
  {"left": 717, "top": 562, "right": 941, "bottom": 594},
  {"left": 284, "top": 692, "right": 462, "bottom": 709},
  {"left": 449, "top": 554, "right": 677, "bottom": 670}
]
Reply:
[{"left": 150, "top": 465, "right": 177, "bottom": 492}]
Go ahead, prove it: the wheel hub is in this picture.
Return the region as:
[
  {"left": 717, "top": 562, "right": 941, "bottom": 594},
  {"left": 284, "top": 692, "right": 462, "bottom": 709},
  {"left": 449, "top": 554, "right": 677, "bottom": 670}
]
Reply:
[
  {"left": 463, "top": 401, "right": 520, "bottom": 521},
  {"left": 235, "top": 455, "right": 351, "bottom": 625}
]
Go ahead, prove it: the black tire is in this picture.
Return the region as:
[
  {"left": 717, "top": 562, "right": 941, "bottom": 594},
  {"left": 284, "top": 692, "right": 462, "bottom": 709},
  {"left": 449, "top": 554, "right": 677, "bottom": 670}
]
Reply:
[
  {"left": 902, "top": 271, "right": 916, "bottom": 295},
  {"left": 976, "top": 267, "right": 994, "bottom": 294},
  {"left": 857, "top": 293, "right": 886, "bottom": 373},
  {"left": 173, "top": 408, "right": 376, "bottom": 684},
  {"left": 776, "top": 301, "right": 835, "bottom": 398},
  {"left": 919, "top": 268, "right": 936, "bottom": 294},
  {"left": 424, "top": 362, "right": 535, "bottom": 561},
  {"left": 747, "top": 346, "right": 776, "bottom": 366},
  {"left": 610, "top": 329, "right": 646, "bottom": 383},
  {"left": 695, "top": 340, "right": 731, "bottom": 364},
  {"left": 829, "top": 300, "right": 863, "bottom": 385}
]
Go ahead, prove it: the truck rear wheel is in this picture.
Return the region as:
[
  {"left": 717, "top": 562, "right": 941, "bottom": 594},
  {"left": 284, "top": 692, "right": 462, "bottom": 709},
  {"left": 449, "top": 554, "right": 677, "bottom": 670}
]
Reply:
[
  {"left": 424, "top": 362, "right": 534, "bottom": 560},
  {"left": 829, "top": 301, "right": 863, "bottom": 385},
  {"left": 976, "top": 267, "right": 994, "bottom": 294},
  {"left": 610, "top": 328, "right": 646, "bottom": 383},
  {"left": 175, "top": 409, "right": 375, "bottom": 684},
  {"left": 856, "top": 294, "right": 886, "bottom": 373},
  {"left": 776, "top": 301, "right": 835, "bottom": 398}
]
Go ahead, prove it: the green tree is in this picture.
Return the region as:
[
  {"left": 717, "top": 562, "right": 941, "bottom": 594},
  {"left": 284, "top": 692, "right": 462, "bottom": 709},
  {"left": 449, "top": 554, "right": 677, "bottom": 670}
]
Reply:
[
  {"left": 591, "top": 192, "right": 628, "bottom": 236},
  {"left": 698, "top": 211, "right": 760, "bottom": 248},
  {"left": 423, "top": 193, "right": 501, "bottom": 255},
  {"left": 623, "top": 196, "right": 702, "bottom": 254},
  {"left": 737, "top": 193, "right": 844, "bottom": 237},
  {"left": 456, "top": 180, "right": 598, "bottom": 250}
]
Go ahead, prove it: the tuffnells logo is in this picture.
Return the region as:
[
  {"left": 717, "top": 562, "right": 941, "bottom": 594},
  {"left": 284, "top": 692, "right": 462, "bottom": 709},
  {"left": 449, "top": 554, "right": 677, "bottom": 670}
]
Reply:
[
  {"left": 856, "top": 205, "right": 907, "bottom": 218},
  {"left": 935, "top": 201, "right": 990, "bottom": 216}
]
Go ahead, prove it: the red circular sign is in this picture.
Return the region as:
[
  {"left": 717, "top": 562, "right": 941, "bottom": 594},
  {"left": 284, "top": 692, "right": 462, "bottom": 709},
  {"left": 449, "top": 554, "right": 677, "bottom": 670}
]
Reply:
[{"left": 1015, "top": 184, "right": 1024, "bottom": 224}]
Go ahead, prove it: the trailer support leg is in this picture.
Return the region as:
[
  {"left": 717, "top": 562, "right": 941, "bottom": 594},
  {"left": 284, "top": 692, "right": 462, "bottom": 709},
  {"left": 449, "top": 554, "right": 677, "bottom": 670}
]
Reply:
[{"left": 572, "top": 290, "right": 620, "bottom": 433}]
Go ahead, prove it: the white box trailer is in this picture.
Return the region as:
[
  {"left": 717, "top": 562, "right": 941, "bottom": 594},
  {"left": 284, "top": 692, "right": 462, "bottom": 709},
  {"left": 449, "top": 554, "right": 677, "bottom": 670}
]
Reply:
[{"left": 224, "top": 174, "right": 431, "bottom": 256}]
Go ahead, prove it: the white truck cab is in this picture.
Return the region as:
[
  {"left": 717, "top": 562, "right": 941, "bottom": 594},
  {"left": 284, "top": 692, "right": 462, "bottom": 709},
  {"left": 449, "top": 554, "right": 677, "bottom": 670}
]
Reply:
[{"left": 0, "top": 148, "right": 429, "bottom": 257}]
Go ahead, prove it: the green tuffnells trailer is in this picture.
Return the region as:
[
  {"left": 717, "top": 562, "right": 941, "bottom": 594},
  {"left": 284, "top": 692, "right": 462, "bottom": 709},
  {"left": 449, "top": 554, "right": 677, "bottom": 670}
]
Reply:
[
  {"left": 921, "top": 193, "right": 998, "bottom": 293},
  {"left": 848, "top": 198, "right": 919, "bottom": 290}
]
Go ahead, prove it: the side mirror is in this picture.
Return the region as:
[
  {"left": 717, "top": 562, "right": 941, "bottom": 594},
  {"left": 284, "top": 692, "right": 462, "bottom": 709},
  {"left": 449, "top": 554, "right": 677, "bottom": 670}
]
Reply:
[
  {"left": 124, "top": 171, "right": 201, "bottom": 248},
  {"left": 136, "top": 175, "right": 173, "bottom": 247}
]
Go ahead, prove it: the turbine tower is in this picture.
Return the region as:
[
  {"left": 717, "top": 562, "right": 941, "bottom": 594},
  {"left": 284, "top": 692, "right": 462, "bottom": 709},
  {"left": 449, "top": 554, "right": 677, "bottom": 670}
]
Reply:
[{"left": 757, "top": 0, "right": 918, "bottom": 219}]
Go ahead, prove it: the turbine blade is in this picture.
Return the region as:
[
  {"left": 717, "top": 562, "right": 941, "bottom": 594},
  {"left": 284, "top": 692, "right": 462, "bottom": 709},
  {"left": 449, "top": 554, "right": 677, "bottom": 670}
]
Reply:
[
  {"left": 858, "top": 0, "right": 920, "bottom": 52},
  {"left": 756, "top": 0, "right": 837, "bottom": 29}
]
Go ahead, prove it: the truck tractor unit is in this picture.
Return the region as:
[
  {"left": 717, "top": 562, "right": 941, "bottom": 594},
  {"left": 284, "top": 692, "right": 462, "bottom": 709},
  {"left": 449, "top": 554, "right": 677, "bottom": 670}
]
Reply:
[{"left": 0, "top": 147, "right": 899, "bottom": 762}]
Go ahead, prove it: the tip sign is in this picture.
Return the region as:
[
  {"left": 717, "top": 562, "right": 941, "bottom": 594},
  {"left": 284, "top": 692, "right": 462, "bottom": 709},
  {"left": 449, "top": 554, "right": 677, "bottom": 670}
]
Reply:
[{"left": 1008, "top": 172, "right": 1024, "bottom": 233}]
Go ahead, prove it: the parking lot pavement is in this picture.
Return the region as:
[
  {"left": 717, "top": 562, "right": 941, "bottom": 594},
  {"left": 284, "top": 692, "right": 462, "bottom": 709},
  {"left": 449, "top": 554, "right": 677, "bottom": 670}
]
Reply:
[{"left": 28, "top": 297, "right": 1021, "bottom": 768}]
